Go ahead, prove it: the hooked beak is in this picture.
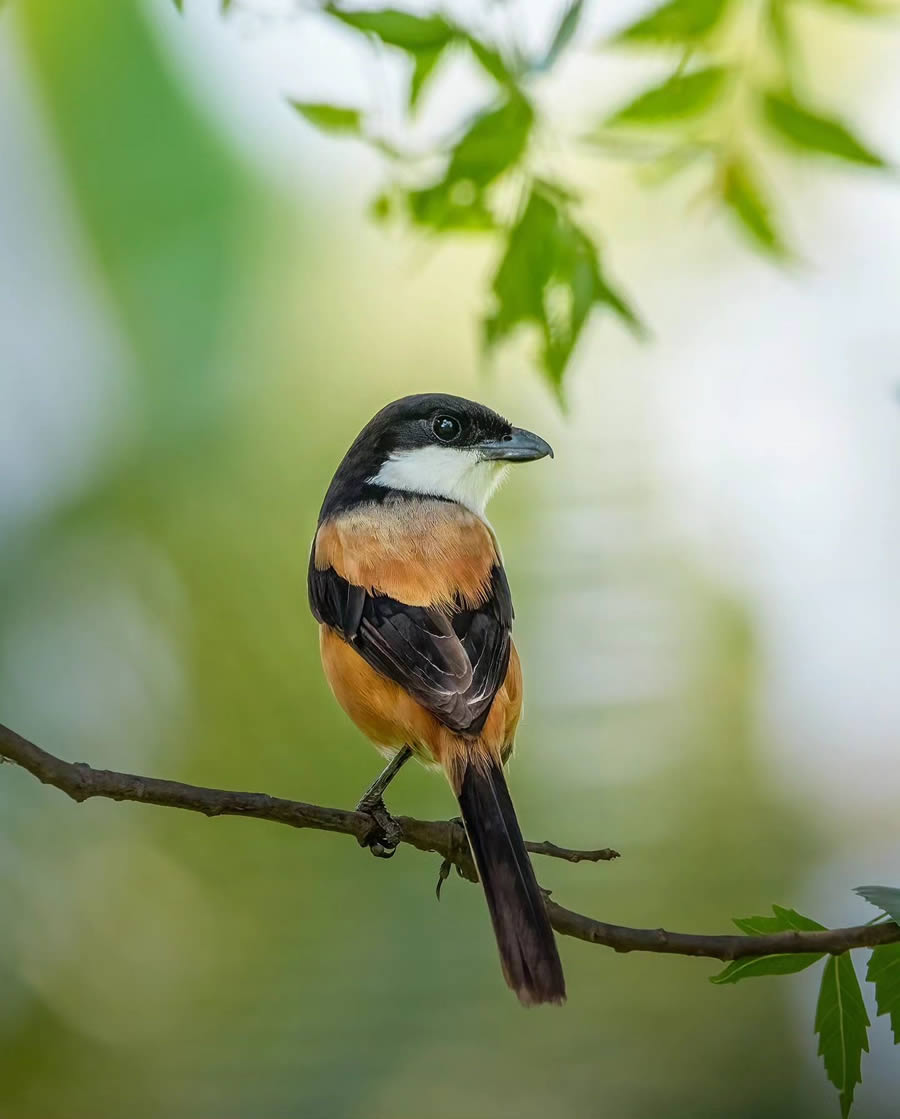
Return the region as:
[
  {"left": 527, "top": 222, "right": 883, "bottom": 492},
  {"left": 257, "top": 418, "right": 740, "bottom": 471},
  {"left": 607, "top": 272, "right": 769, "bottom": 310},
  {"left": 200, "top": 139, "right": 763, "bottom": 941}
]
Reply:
[{"left": 478, "top": 426, "right": 554, "bottom": 463}]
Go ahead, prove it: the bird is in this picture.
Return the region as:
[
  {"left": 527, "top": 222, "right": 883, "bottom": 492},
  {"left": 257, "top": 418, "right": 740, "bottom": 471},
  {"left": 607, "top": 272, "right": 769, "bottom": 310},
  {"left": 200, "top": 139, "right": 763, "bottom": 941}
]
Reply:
[{"left": 308, "top": 393, "right": 565, "bottom": 1006}]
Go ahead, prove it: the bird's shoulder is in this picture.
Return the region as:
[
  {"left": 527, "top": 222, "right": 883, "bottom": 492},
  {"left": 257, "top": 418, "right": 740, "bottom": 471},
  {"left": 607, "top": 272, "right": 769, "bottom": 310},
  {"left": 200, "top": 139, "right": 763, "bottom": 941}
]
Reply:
[{"left": 312, "top": 495, "right": 501, "bottom": 611}]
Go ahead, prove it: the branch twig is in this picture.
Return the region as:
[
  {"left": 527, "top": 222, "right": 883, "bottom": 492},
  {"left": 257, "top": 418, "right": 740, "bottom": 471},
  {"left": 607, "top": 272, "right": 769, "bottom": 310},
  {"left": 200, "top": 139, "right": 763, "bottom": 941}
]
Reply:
[{"left": 2, "top": 720, "right": 896, "bottom": 963}]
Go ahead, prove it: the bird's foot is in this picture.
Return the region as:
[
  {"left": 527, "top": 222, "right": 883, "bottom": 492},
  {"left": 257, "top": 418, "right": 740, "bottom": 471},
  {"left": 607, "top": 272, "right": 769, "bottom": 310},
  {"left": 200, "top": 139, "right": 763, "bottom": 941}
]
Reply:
[
  {"left": 435, "top": 817, "right": 473, "bottom": 899},
  {"left": 356, "top": 793, "right": 401, "bottom": 859}
]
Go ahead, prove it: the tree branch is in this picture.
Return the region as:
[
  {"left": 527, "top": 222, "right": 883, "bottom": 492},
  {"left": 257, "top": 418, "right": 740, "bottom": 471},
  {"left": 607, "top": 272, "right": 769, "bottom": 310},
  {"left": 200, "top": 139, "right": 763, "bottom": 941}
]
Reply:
[{"left": 2, "top": 720, "right": 896, "bottom": 962}]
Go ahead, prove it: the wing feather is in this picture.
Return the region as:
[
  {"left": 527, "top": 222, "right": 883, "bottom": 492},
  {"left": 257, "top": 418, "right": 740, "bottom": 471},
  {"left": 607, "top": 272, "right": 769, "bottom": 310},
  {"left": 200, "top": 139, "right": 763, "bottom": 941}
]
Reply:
[{"left": 309, "top": 544, "right": 511, "bottom": 736}]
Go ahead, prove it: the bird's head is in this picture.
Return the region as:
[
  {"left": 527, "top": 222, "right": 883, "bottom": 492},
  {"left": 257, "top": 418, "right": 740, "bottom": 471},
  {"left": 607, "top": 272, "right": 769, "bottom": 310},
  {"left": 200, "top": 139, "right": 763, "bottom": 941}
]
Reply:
[{"left": 321, "top": 393, "right": 553, "bottom": 519}]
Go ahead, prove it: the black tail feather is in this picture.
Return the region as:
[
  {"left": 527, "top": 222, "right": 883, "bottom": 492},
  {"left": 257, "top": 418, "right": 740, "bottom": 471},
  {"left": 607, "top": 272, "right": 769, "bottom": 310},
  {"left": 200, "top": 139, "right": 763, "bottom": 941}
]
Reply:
[{"left": 456, "top": 760, "right": 566, "bottom": 1007}]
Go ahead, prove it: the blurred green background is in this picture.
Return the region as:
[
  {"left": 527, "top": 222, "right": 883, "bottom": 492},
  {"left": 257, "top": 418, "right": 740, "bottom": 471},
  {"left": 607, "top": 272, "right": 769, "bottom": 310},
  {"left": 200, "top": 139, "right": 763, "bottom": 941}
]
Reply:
[{"left": 1, "top": 1, "right": 899, "bottom": 1116}]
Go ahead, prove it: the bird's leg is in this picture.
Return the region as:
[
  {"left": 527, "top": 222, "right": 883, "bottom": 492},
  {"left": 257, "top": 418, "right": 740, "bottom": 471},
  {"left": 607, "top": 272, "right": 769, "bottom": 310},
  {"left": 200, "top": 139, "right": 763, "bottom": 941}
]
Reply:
[
  {"left": 435, "top": 816, "right": 475, "bottom": 898},
  {"left": 355, "top": 746, "right": 413, "bottom": 859},
  {"left": 356, "top": 745, "right": 413, "bottom": 809}
]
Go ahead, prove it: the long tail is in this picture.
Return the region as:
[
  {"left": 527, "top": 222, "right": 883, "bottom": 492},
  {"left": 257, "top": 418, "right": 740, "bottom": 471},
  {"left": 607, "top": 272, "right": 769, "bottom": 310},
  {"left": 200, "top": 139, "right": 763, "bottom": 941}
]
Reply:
[{"left": 454, "top": 758, "right": 566, "bottom": 1007}]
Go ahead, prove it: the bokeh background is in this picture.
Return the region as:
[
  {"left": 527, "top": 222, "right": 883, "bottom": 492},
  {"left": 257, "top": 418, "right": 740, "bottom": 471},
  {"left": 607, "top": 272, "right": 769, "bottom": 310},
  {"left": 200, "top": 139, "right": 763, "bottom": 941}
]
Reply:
[{"left": 1, "top": 1, "right": 899, "bottom": 1116}]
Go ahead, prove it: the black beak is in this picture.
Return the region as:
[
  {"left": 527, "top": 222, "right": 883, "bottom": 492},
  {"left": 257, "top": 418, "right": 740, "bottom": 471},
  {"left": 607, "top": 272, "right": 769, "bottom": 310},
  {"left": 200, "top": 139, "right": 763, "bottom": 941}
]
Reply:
[{"left": 478, "top": 426, "right": 554, "bottom": 463}]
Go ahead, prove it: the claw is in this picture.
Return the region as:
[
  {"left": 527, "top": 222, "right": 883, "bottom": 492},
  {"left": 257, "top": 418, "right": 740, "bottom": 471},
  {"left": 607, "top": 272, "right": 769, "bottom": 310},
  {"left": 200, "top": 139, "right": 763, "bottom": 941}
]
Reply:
[
  {"left": 435, "top": 857, "right": 452, "bottom": 900},
  {"left": 370, "top": 839, "right": 397, "bottom": 860},
  {"left": 435, "top": 816, "right": 476, "bottom": 897},
  {"left": 356, "top": 795, "right": 401, "bottom": 859}
]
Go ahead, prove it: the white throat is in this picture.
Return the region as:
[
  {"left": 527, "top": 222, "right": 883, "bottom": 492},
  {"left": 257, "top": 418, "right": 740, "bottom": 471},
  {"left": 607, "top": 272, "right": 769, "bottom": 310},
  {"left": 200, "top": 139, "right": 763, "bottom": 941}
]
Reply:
[{"left": 369, "top": 446, "right": 509, "bottom": 517}]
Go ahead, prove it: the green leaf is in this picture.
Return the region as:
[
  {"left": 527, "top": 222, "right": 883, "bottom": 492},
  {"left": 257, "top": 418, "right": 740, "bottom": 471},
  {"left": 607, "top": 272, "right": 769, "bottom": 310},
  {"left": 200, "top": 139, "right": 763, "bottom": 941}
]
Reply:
[
  {"left": 400, "top": 96, "right": 532, "bottom": 233},
  {"left": 485, "top": 191, "right": 557, "bottom": 355},
  {"left": 324, "top": 5, "right": 461, "bottom": 108},
  {"left": 405, "top": 181, "right": 495, "bottom": 232},
  {"left": 614, "top": 0, "right": 733, "bottom": 45},
  {"left": 608, "top": 66, "right": 729, "bottom": 125},
  {"left": 532, "top": 176, "right": 581, "bottom": 204},
  {"left": 172, "top": 0, "right": 184, "bottom": 11},
  {"left": 733, "top": 905, "right": 827, "bottom": 935},
  {"left": 815, "top": 954, "right": 869, "bottom": 1119},
  {"left": 766, "top": 0, "right": 793, "bottom": 67},
  {"left": 712, "top": 951, "right": 826, "bottom": 984},
  {"left": 537, "top": 0, "right": 585, "bottom": 71},
  {"left": 369, "top": 191, "right": 394, "bottom": 223},
  {"left": 722, "top": 157, "right": 786, "bottom": 256},
  {"left": 445, "top": 95, "right": 534, "bottom": 186},
  {"left": 463, "top": 34, "right": 517, "bottom": 86},
  {"left": 325, "top": 6, "right": 454, "bottom": 51},
  {"left": 866, "top": 942, "right": 900, "bottom": 1044},
  {"left": 855, "top": 885, "right": 900, "bottom": 924},
  {"left": 289, "top": 102, "right": 364, "bottom": 135},
  {"left": 711, "top": 905, "right": 825, "bottom": 983},
  {"left": 485, "top": 188, "right": 641, "bottom": 391},
  {"left": 761, "top": 91, "right": 887, "bottom": 167},
  {"left": 811, "top": 0, "right": 897, "bottom": 14},
  {"left": 409, "top": 45, "right": 445, "bottom": 109}
]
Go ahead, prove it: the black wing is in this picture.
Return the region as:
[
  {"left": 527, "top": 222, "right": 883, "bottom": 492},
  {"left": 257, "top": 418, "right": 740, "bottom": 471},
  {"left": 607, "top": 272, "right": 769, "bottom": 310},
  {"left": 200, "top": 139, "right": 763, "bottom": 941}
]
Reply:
[
  {"left": 448, "top": 564, "right": 513, "bottom": 733},
  {"left": 309, "top": 549, "right": 513, "bottom": 736}
]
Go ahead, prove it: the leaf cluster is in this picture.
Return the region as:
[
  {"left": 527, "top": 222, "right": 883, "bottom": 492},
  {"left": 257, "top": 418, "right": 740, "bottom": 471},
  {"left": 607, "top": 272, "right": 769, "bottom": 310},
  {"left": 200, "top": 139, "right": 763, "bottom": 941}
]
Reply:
[
  {"left": 177, "top": 0, "right": 895, "bottom": 395},
  {"left": 711, "top": 887, "right": 900, "bottom": 1118},
  {"left": 599, "top": 0, "right": 891, "bottom": 259},
  {"left": 290, "top": 1, "right": 644, "bottom": 392}
]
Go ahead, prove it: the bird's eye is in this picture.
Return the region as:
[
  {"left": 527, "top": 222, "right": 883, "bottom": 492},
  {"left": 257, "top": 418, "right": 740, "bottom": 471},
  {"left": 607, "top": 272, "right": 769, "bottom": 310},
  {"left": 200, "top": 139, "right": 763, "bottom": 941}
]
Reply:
[{"left": 432, "top": 415, "right": 462, "bottom": 443}]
